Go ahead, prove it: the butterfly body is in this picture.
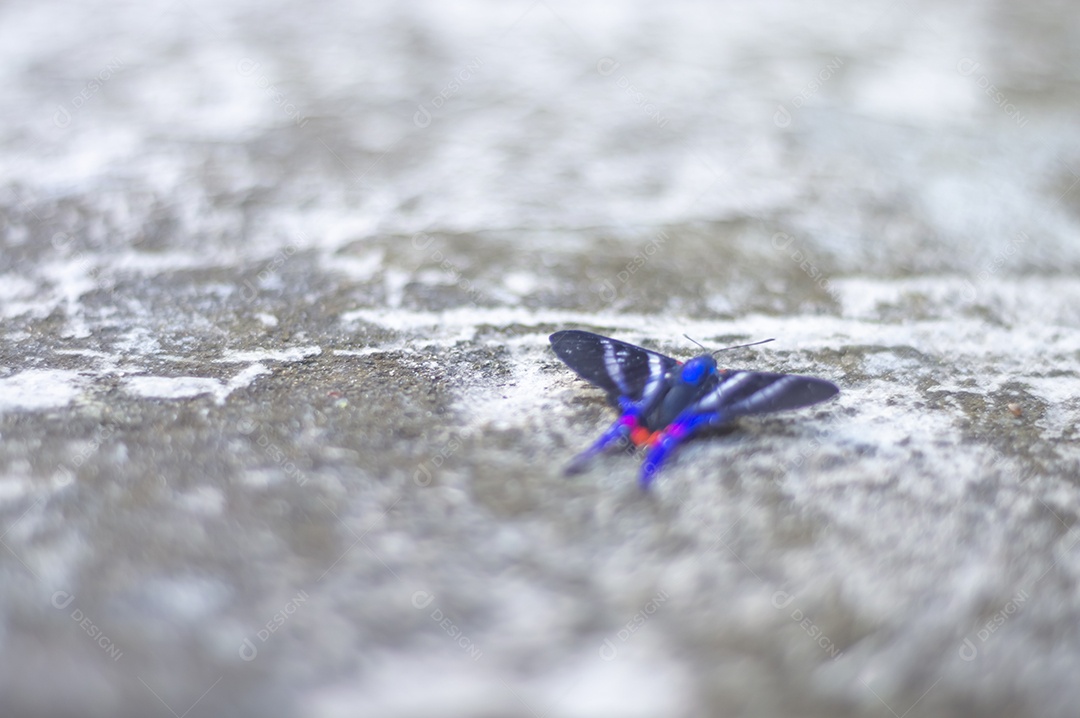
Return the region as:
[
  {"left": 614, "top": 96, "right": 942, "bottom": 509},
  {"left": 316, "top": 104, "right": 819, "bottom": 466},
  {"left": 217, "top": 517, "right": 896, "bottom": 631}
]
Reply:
[{"left": 549, "top": 330, "right": 839, "bottom": 489}]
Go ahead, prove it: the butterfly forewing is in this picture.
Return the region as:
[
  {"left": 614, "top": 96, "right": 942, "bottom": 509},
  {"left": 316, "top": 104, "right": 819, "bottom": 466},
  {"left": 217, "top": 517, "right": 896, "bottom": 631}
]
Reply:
[
  {"left": 692, "top": 370, "right": 839, "bottom": 417},
  {"left": 549, "top": 330, "right": 678, "bottom": 405}
]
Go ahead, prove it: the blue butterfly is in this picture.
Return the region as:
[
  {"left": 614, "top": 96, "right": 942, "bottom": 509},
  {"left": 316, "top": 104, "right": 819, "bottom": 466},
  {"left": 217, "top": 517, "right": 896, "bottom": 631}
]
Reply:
[{"left": 550, "top": 330, "right": 839, "bottom": 489}]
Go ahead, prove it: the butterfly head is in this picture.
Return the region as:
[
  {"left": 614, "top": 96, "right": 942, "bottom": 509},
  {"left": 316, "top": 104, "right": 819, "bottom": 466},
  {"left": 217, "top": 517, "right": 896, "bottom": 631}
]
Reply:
[{"left": 679, "top": 355, "right": 717, "bottom": 386}]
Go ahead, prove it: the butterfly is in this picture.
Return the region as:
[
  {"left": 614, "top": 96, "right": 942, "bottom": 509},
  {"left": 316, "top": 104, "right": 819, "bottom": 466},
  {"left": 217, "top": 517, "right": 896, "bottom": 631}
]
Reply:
[{"left": 549, "top": 330, "right": 839, "bottom": 489}]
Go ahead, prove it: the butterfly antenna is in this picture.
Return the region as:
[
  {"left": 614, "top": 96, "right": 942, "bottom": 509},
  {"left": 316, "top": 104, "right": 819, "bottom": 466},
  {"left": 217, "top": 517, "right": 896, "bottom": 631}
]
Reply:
[
  {"left": 712, "top": 337, "right": 775, "bottom": 356},
  {"left": 682, "top": 334, "right": 708, "bottom": 351}
]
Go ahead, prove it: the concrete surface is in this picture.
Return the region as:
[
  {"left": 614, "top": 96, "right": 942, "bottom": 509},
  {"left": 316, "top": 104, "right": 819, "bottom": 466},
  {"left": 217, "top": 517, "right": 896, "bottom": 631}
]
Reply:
[{"left": 2, "top": 0, "right": 1080, "bottom": 716}]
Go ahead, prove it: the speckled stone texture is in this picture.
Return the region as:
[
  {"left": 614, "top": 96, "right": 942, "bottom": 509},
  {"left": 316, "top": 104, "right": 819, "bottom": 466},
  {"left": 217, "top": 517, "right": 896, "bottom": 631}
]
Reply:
[{"left": 2, "top": 1, "right": 1080, "bottom": 716}]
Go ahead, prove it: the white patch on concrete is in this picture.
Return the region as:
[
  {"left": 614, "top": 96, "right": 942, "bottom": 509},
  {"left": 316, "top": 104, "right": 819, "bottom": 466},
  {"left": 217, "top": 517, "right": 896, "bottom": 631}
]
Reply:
[
  {"left": 321, "top": 249, "right": 384, "bottom": 282},
  {"left": 383, "top": 268, "right": 412, "bottom": 309},
  {"left": 216, "top": 346, "right": 322, "bottom": 363},
  {"left": 305, "top": 648, "right": 691, "bottom": 718},
  {"left": 462, "top": 343, "right": 563, "bottom": 436},
  {"left": 124, "top": 364, "right": 270, "bottom": 404},
  {"left": 334, "top": 345, "right": 413, "bottom": 357},
  {"left": 0, "top": 369, "right": 88, "bottom": 412},
  {"left": 0, "top": 478, "right": 31, "bottom": 504},
  {"left": 129, "top": 576, "right": 232, "bottom": 624},
  {"left": 177, "top": 486, "right": 226, "bottom": 516},
  {"left": 501, "top": 271, "right": 538, "bottom": 296},
  {"left": 124, "top": 376, "right": 229, "bottom": 400},
  {"left": 0, "top": 273, "right": 42, "bottom": 319}
]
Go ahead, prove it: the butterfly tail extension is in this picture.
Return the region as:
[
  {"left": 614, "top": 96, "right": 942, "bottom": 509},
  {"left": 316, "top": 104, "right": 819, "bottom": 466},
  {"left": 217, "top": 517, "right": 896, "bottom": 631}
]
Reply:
[
  {"left": 639, "top": 413, "right": 719, "bottom": 490},
  {"left": 564, "top": 412, "right": 638, "bottom": 475}
]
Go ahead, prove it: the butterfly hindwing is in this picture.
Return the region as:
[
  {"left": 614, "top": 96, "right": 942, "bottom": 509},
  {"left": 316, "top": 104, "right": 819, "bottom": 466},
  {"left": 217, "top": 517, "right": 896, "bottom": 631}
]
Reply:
[
  {"left": 689, "top": 370, "right": 839, "bottom": 419},
  {"left": 549, "top": 330, "right": 678, "bottom": 406}
]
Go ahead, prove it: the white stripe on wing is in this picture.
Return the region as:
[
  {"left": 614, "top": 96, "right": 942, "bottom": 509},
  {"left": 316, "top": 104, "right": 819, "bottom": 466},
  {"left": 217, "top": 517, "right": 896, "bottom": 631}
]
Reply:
[{"left": 604, "top": 341, "right": 631, "bottom": 395}]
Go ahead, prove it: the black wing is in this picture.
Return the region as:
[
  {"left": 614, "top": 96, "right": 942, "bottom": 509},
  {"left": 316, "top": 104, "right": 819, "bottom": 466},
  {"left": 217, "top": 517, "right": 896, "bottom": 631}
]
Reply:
[
  {"left": 549, "top": 330, "right": 679, "bottom": 405},
  {"left": 691, "top": 370, "right": 838, "bottom": 419}
]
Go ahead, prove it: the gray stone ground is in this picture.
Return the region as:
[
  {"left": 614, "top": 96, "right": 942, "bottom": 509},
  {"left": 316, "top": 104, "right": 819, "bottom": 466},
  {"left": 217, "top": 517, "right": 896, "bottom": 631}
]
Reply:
[{"left": 3, "top": 0, "right": 1080, "bottom": 716}]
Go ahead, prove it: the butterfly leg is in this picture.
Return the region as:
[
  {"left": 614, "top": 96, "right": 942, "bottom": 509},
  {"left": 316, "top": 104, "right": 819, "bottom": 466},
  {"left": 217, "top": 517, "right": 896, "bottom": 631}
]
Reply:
[
  {"left": 639, "top": 413, "right": 719, "bottom": 489},
  {"left": 564, "top": 403, "right": 642, "bottom": 475}
]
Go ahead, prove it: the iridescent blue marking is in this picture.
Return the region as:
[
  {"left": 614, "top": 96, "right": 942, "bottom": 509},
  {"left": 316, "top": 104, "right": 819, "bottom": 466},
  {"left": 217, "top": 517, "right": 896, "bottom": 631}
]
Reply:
[
  {"left": 639, "top": 412, "right": 720, "bottom": 489},
  {"left": 564, "top": 404, "right": 641, "bottom": 475}
]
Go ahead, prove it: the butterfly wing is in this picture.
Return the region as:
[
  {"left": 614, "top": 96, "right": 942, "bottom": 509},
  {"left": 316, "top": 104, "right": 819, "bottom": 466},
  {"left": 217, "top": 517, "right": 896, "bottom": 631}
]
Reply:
[
  {"left": 690, "top": 370, "right": 838, "bottom": 419},
  {"left": 638, "top": 369, "right": 838, "bottom": 487},
  {"left": 549, "top": 330, "right": 679, "bottom": 407}
]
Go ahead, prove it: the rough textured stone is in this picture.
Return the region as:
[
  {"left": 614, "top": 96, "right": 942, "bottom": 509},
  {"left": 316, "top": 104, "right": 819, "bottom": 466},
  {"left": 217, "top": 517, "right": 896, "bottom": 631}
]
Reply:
[{"left": 2, "top": 1, "right": 1080, "bottom": 716}]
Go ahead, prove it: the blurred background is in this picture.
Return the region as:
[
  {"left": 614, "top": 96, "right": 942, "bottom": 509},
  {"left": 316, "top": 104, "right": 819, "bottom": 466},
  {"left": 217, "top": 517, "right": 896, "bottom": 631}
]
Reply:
[{"left": 2, "top": 0, "right": 1080, "bottom": 716}]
